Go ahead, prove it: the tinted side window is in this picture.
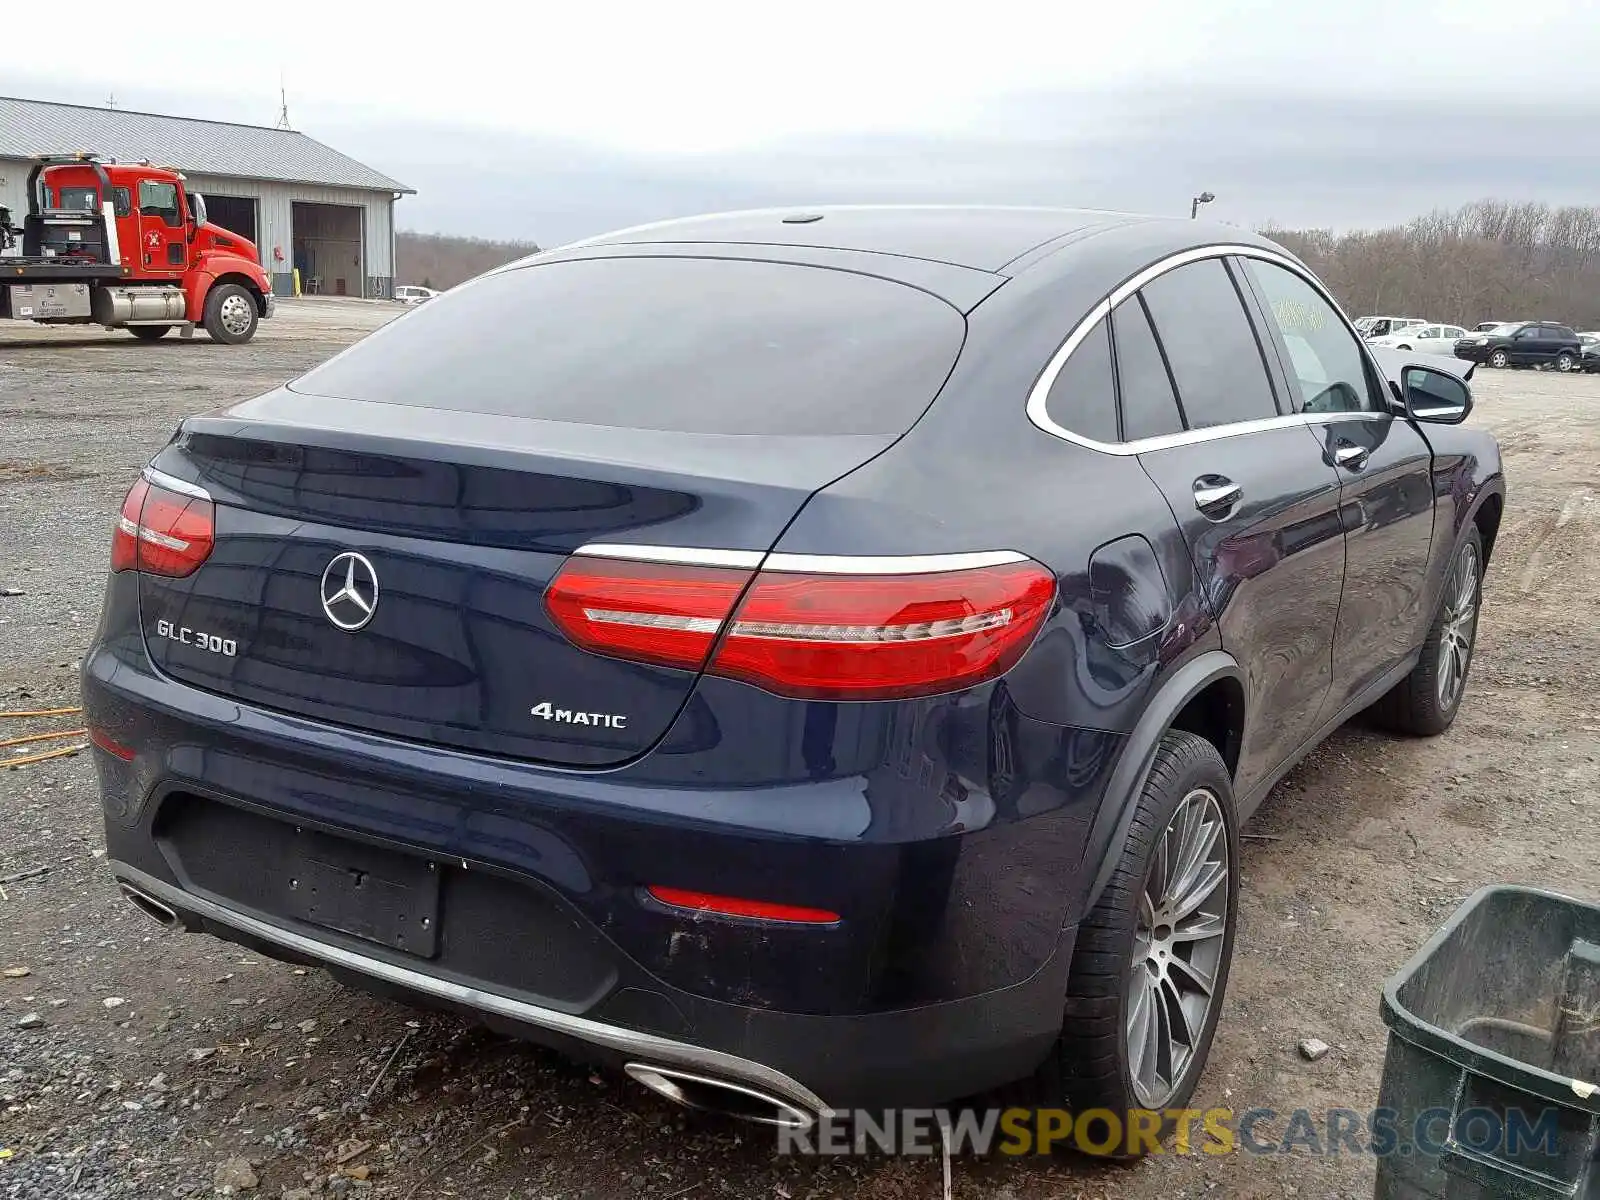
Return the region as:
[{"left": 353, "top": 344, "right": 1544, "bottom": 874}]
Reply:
[
  {"left": 1043, "top": 317, "right": 1118, "bottom": 443},
  {"left": 1113, "top": 295, "right": 1185, "bottom": 441},
  {"left": 292, "top": 257, "right": 967, "bottom": 436},
  {"left": 113, "top": 187, "right": 131, "bottom": 218},
  {"left": 1138, "top": 260, "right": 1279, "bottom": 428},
  {"left": 1242, "top": 258, "right": 1380, "bottom": 414}
]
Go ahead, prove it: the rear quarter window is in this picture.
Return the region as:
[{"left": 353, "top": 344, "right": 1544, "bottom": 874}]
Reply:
[
  {"left": 1042, "top": 316, "right": 1118, "bottom": 442},
  {"left": 291, "top": 257, "right": 967, "bottom": 436}
]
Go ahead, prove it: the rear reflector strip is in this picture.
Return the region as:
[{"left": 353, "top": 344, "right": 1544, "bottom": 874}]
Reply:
[
  {"left": 87, "top": 726, "right": 136, "bottom": 761},
  {"left": 545, "top": 547, "right": 1056, "bottom": 701},
  {"left": 646, "top": 886, "right": 840, "bottom": 925}
]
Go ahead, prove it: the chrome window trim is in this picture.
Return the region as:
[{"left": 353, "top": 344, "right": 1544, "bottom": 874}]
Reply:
[
  {"left": 142, "top": 466, "right": 212, "bottom": 501},
  {"left": 575, "top": 545, "right": 1028, "bottom": 575},
  {"left": 577, "top": 544, "right": 766, "bottom": 569},
  {"left": 762, "top": 550, "right": 1027, "bottom": 575},
  {"left": 1026, "top": 243, "right": 1390, "bottom": 456}
]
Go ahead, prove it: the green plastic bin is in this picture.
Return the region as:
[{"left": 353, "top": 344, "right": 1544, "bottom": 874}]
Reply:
[{"left": 1378, "top": 885, "right": 1600, "bottom": 1198}]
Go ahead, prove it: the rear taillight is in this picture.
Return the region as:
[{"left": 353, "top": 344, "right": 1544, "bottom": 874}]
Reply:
[
  {"left": 541, "top": 556, "right": 750, "bottom": 672},
  {"left": 545, "top": 550, "right": 1055, "bottom": 701},
  {"left": 111, "top": 475, "right": 215, "bottom": 578}
]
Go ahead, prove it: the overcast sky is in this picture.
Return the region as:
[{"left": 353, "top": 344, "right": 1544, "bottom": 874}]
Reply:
[{"left": 13, "top": 0, "right": 1600, "bottom": 245}]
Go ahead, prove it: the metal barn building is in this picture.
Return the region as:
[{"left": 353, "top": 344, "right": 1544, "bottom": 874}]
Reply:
[{"left": 0, "top": 96, "right": 413, "bottom": 299}]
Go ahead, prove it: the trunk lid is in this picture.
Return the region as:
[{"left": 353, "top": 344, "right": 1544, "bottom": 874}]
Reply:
[{"left": 139, "top": 396, "right": 898, "bottom": 767}]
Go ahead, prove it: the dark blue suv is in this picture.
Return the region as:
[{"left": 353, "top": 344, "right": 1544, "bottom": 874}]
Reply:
[{"left": 85, "top": 207, "right": 1504, "bottom": 1134}]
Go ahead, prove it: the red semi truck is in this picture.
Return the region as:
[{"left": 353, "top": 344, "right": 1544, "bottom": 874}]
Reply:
[{"left": 0, "top": 153, "right": 274, "bottom": 344}]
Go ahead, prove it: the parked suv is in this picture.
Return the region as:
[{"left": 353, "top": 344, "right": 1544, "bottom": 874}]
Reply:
[
  {"left": 1455, "top": 321, "right": 1583, "bottom": 370},
  {"left": 86, "top": 208, "right": 1504, "bottom": 1137}
]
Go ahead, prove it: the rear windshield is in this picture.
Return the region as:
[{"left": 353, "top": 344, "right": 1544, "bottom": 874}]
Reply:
[
  {"left": 54, "top": 186, "right": 100, "bottom": 212},
  {"left": 291, "top": 256, "right": 967, "bottom": 436}
]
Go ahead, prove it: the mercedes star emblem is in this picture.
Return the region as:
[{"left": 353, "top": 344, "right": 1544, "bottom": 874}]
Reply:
[{"left": 319, "top": 551, "right": 379, "bottom": 632}]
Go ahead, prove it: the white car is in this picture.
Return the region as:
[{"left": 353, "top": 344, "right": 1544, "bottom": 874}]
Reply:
[
  {"left": 1369, "top": 323, "right": 1470, "bottom": 355},
  {"left": 394, "top": 285, "right": 440, "bottom": 306},
  {"left": 1354, "top": 315, "right": 1425, "bottom": 338}
]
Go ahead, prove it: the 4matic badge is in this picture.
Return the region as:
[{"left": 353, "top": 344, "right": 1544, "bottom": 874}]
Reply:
[{"left": 530, "top": 703, "right": 627, "bottom": 730}]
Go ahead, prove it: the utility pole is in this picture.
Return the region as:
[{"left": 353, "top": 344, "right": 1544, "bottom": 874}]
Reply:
[{"left": 1191, "top": 191, "right": 1216, "bottom": 219}]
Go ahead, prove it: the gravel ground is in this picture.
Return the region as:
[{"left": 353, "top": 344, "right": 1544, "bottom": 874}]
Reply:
[{"left": 2, "top": 304, "right": 1598, "bottom": 1199}]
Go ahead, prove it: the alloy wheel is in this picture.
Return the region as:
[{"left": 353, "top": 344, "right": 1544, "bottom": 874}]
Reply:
[
  {"left": 1126, "top": 787, "right": 1230, "bottom": 1108},
  {"left": 220, "top": 294, "right": 254, "bottom": 337},
  {"left": 1437, "top": 542, "right": 1480, "bottom": 711}
]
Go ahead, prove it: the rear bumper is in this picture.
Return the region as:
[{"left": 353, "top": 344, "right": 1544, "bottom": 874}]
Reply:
[
  {"left": 83, "top": 624, "right": 1105, "bottom": 1108},
  {"left": 114, "top": 864, "right": 840, "bottom": 1111},
  {"left": 111, "top": 862, "right": 1066, "bottom": 1112}
]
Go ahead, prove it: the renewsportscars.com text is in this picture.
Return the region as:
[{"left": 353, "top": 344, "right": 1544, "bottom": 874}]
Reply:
[{"left": 775, "top": 1106, "right": 1561, "bottom": 1158}]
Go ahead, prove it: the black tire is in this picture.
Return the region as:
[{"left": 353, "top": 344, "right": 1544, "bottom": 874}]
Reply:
[
  {"left": 127, "top": 325, "right": 172, "bottom": 341},
  {"left": 1396, "top": 344, "right": 1412, "bottom": 351},
  {"left": 202, "top": 283, "right": 259, "bottom": 345},
  {"left": 1556, "top": 352, "right": 1575, "bottom": 372},
  {"left": 1369, "top": 526, "right": 1483, "bottom": 737},
  {"left": 1488, "top": 349, "right": 1509, "bottom": 369},
  {"left": 1030, "top": 730, "right": 1239, "bottom": 1155}
]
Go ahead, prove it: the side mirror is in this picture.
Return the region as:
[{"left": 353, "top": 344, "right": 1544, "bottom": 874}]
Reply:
[
  {"left": 1402, "top": 365, "right": 1472, "bottom": 424},
  {"left": 190, "top": 193, "right": 207, "bottom": 227}
]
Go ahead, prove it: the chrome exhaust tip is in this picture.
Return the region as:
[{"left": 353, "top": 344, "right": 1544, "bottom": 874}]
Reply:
[
  {"left": 119, "top": 882, "right": 179, "bottom": 929},
  {"left": 624, "top": 1063, "right": 816, "bottom": 1129}
]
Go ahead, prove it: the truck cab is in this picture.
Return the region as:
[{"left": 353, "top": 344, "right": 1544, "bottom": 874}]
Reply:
[{"left": 0, "top": 153, "right": 275, "bottom": 343}]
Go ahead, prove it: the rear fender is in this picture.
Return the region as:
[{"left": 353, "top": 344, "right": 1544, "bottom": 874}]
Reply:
[{"left": 1077, "top": 650, "right": 1245, "bottom": 915}]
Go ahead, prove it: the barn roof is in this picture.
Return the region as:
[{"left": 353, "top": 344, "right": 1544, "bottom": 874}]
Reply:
[{"left": 0, "top": 96, "right": 413, "bottom": 194}]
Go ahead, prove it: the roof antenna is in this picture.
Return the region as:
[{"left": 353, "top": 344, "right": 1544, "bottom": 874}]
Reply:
[
  {"left": 274, "top": 73, "right": 292, "bottom": 130},
  {"left": 106, "top": 93, "right": 118, "bottom": 110}
]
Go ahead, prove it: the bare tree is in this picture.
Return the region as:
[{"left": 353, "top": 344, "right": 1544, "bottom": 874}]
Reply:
[
  {"left": 1262, "top": 199, "right": 1600, "bottom": 329},
  {"left": 396, "top": 232, "right": 541, "bottom": 291}
]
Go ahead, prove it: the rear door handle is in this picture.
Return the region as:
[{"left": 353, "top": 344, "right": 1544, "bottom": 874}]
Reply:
[
  {"left": 1334, "top": 442, "right": 1370, "bottom": 469},
  {"left": 1193, "top": 478, "right": 1242, "bottom": 517}
]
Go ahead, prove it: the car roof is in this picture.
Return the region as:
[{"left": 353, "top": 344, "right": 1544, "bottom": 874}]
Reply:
[
  {"left": 569, "top": 205, "right": 1168, "bottom": 274},
  {"left": 520, "top": 205, "right": 1301, "bottom": 315}
]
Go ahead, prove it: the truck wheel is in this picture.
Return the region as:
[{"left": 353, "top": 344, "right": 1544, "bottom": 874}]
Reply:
[
  {"left": 128, "top": 326, "right": 172, "bottom": 341},
  {"left": 1030, "top": 730, "right": 1239, "bottom": 1154},
  {"left": 1369, "top": 526, "right": 1483, "bottom": 737},
  {"left": 203, "top": 284, "right": 258, "bottom": 345},
  {"left": 1488, "top": 349, "right": 1509, "bottom": 368}
]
